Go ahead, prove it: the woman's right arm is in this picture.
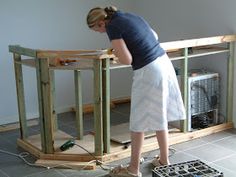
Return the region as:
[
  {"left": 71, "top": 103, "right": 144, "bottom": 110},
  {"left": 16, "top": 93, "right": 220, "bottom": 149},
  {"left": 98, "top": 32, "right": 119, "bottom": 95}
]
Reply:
[{"left": 111, "top": 39, "right": 132, "bottom": 65}]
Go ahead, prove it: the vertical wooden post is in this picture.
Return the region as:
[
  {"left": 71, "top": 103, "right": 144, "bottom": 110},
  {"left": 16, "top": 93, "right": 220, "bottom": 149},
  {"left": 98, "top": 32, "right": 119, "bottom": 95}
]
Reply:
[
  {"left": 50, "top": 70, "right": 58, "bottom": 131},
  {"left": 93, "top": 59, "right": 103, "bottom": 156},
  {"left": 102, "top": 58, "right": 110, "bottom": 154},
  {"left": 35, "top": 58, "right": 54, "bottom": 153},
  {"left": 181, "top": 48, "right": 189, "bottom": 132},
  {"left": 35, "top": 58, "right": 45, "bottom": 151},
  {"left": 226, "top": 42, "right": 235, "bottom": 122},
  {"left": 74, "top": 70, "right": 83, "bottom": 140},
  {"left": 13, "top": 53, "right": 27, "bottom": 139}
]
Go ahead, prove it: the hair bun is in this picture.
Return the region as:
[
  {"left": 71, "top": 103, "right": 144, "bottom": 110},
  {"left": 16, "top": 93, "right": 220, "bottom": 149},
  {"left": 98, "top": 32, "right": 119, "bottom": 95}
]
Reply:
[{"left": 104, "top": 6, "right": 117, "bottom": 19}]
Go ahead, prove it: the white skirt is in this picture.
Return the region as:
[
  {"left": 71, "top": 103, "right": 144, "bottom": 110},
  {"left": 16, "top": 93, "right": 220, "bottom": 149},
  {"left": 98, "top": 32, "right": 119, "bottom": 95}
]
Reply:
[{"left": 130, "top": 54, "right": 186, "bottom": 132}]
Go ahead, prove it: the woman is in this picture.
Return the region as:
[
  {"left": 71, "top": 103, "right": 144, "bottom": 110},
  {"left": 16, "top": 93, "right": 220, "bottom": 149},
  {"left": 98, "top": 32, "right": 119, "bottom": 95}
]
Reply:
[{"left": 87, "top": 6, "right": 185, "bottom": 177}]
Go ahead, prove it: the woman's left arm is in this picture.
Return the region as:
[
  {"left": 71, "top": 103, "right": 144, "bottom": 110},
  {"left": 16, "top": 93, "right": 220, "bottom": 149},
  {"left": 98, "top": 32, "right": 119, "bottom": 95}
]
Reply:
[{"left": 111, "top": 39, "right": 132, "bottom": 65}]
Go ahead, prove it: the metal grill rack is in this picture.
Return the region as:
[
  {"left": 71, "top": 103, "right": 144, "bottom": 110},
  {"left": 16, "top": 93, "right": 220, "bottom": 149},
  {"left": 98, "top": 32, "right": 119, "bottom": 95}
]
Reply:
[
  {"left": 152, "top": 160, "right": 223, "bottom": 177},
  {"left": 187, "top": 72, "right": 219, "bottom": 131}
]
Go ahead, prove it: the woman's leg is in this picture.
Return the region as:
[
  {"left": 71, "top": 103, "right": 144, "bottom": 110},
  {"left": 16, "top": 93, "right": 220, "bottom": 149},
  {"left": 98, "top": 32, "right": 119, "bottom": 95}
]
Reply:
[
  {"left": 156, "top": 130, "right": 170, "bottom": 165},
  {"left": 128, "top": 131, "right": 144, "bottom": 174}
]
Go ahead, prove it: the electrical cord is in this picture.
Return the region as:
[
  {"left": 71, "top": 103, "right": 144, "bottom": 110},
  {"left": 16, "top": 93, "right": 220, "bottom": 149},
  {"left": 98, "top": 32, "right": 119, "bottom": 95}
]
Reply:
[
  {"left": 74, "top": 143, "right": 112, "bottom": 171},
  {"left": 169, "top": 147, "right": 177, "bottom": 157},
  {"left": 60, "top": 139, "right": 116, "bottom": 171},
  {"left": 0, "top": 139, "right": 177, "bottom": 172},
  {"left": 0, "top": 149, "right": 50, "bottom": 169},
  {"left": 0, "top": 147, "right": 116, "bottom": 171},
  {"left": 60, "top": 139, "right": 177, "bottom": 169},
  {"left": 141, "top": 147, "right": 176, "bottom": 163},
  {"left": 0, "top": 145, "right": 112, "bottom": 171}
]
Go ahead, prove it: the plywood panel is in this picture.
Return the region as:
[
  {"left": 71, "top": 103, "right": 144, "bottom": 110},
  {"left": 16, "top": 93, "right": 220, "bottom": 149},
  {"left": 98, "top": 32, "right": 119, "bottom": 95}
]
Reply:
[{"left": 110, "top": 123, "right": 155, "bottom": 144}]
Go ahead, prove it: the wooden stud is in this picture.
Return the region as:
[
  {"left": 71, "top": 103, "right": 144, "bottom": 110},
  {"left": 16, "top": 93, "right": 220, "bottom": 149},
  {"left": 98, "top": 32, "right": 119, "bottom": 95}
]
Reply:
[
  {"left": 93, "top": 60, "right": 103, "bottom": 156},
  {"left": 35, "top": 58, "right": 55, "bottom": 153},
  {"left": 102, "top": 58, "right": 110, "bottom": 153},
  {"left": 13, "top": 53, "right": 28, "bottom": 139},
  {"left": 50, "top": 70, "right": 58, "bottom": 131},
  {"left": 180, "top": 48, "right": 189, "bottom": 132},
  {"left": 74, "top": 70, "right": 83, "bottom": 139},
  {"left": 226, "top": 42, "right": 235, "bottom": 122},
  {"left": 35, "top": 58, "right": 46, "bottom": 152}
]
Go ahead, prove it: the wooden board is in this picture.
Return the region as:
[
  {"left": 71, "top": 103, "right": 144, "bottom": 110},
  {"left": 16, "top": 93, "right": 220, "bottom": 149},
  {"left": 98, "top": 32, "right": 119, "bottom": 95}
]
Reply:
[
  {"left": 26, "top": 130, "right": 73, "bottom": 151},
  {"left": 110, "top": 122, "right": 180, "bottom": 144},
  {"left": 161, "top": 35, "right": 236, "bottom": 50},
  {"left": 35, "top": 159, "right": 96, "bottom": 170},
  {"left": 110, "top": 123, "right": 156, "bottom": 144}
]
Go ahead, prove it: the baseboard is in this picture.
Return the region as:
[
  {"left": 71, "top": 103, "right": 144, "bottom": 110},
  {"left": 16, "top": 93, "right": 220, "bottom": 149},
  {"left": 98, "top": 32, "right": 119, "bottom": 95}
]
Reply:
[
  {"left": 71, "top": 96, "right": 131, "bottom": 114},
  {"left": 0, "top": 112, "right": 39, "bottom": 126},
  {"left": 0, "top": 97, "right": 131, "bottom": 128},
  {"left": 0, "top": 105, "right": 74, "bottom": 126}
]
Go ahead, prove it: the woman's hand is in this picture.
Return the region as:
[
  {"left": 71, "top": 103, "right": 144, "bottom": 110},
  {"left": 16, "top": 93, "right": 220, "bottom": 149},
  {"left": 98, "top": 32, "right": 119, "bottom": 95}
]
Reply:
[{"left": 111, "top": 39, "right": 132, "bottom": 65}]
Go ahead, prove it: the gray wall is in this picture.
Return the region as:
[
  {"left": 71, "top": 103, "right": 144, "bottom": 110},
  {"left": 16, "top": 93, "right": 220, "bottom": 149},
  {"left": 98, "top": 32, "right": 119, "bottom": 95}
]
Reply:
[
  {"left": 1, "top": 0, "right": 236, "bottom": 125},
  {"left": 133, "top": 0, "right": 236, "bottom": 125},
  {"left": 133, "top": 0, "right": 236, "bottom": 41},
  {"left": 0, "top": 0, "right": 133, "bottom": 124}
]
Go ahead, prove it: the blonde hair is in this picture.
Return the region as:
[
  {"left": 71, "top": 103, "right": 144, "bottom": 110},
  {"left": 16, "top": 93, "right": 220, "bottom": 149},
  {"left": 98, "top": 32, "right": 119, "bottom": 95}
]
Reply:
[{"left": 87, "top": 6, "right": 118, "bottom": 28}]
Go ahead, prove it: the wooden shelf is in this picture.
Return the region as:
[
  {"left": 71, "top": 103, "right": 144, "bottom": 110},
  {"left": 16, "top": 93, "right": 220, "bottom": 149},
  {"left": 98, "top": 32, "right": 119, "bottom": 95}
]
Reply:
[
  {"left": 109, "top": 46, "right": 230, "bottom": 69},
  {"left": 168, "top": 46, "right": 229, "bottom": 61}
]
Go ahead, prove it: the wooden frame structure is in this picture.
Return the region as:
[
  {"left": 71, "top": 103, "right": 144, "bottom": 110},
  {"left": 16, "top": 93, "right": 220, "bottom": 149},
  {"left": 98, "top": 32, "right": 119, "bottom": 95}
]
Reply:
[
  {"left": 9, "top": 34, "right": 236, "bottom": 168},
  {"left": 10, "top": 47, "right": 114, "bottom": 155}
]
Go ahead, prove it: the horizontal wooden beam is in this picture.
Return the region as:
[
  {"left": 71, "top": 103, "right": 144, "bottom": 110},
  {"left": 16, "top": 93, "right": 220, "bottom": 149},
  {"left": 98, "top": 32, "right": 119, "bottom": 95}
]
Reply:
[
  {"left": 9, "top": 45, "right": 37, "bottom": 57},
  {"left": 17, "top": 139, "right": 43, "bottom": 158},
  {"left": 35, "top": 159, "right": 96, "bottom": 170},
  {"left": 161, "top": 34, "right": 236, "bottom": 51},
  {"left": 9, "top": 34, "right": 236, "bottom": 59},
  {"left": 71, "top": 96, "right": 130, "bottom": 114},
  {"left": 36, "top": 49, "right": 115, "bottom": 59}
]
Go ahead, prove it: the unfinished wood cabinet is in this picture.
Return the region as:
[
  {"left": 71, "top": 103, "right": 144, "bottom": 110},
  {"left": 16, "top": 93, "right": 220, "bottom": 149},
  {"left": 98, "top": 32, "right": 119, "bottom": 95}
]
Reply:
[
  {"left": 9, "top": 47, "right": 113, "bottom": 167},
  {"left": 9, "top": 34, "right": 236, "bottom": 168}
]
